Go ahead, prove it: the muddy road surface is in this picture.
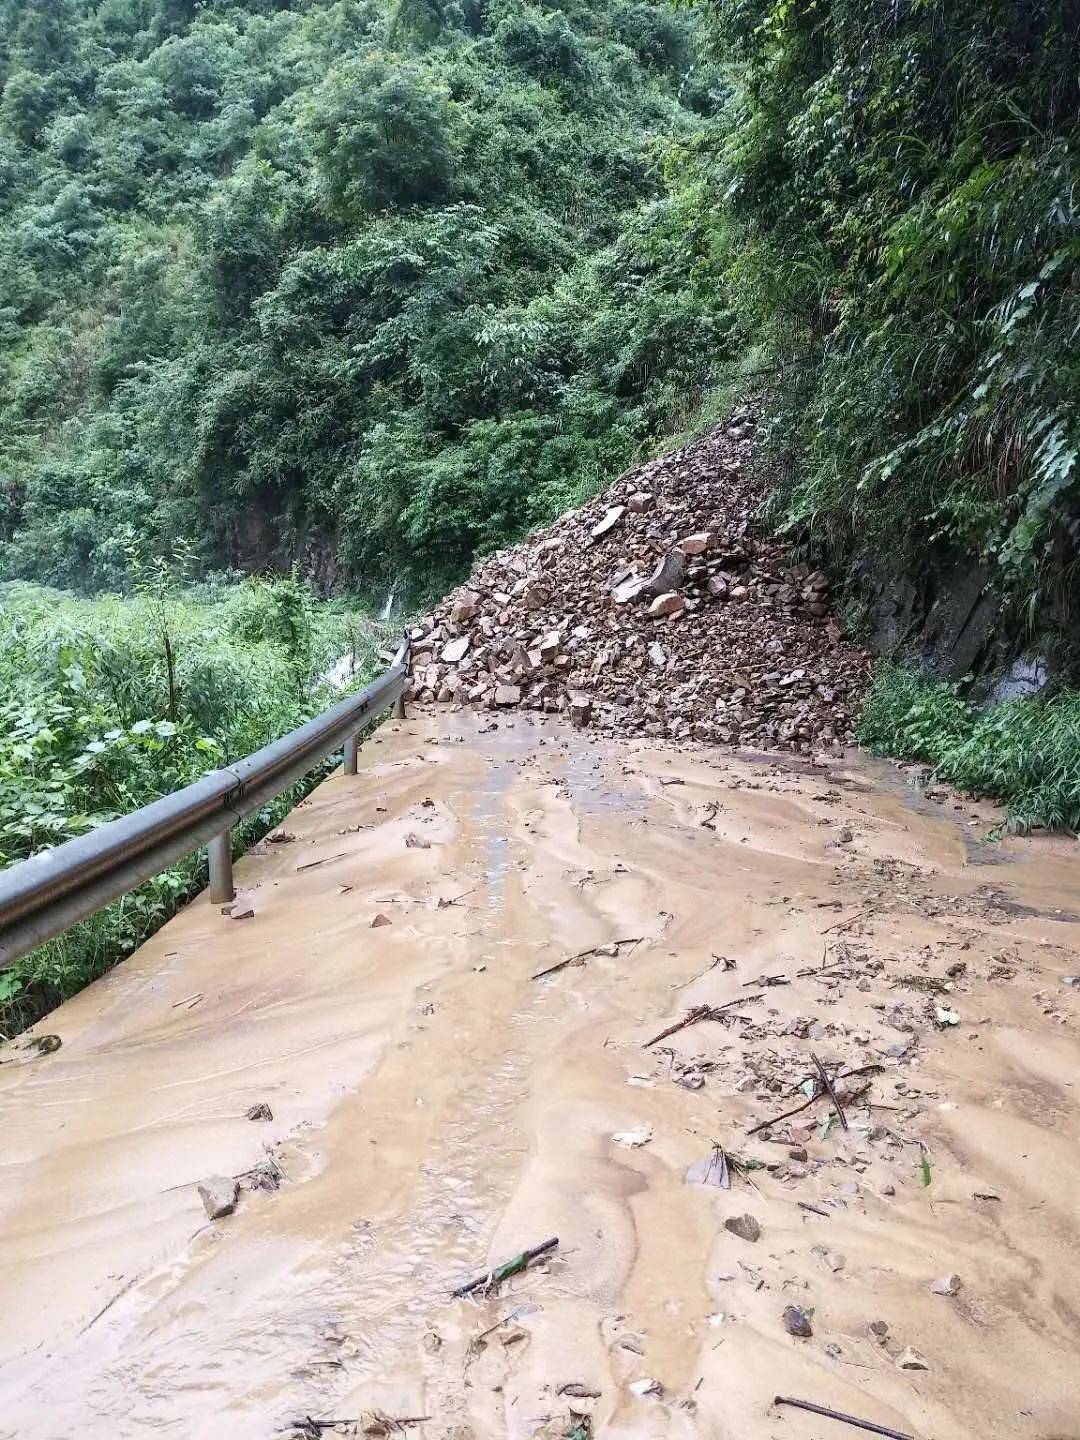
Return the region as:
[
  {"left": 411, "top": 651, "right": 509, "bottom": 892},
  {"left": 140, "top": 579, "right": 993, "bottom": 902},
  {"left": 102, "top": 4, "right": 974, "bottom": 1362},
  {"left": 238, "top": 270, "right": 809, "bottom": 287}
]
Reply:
[{"left": 1, "top": 713, "right": 1078, "bottom": 1439}]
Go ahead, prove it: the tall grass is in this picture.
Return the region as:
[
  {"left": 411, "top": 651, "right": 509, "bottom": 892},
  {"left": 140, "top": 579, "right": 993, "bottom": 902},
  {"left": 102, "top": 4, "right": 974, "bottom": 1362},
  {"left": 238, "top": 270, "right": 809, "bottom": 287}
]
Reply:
[
  {"left": 858, "top": 664, "right": 1080, "bottom": 834},
  {"left": 0, "top": 578, "right": 386, "bottom": 1035}
]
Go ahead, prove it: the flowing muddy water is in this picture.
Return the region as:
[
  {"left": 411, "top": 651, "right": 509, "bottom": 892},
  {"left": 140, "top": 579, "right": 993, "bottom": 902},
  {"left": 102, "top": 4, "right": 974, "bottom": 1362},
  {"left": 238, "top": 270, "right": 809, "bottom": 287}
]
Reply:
[{"left": 1, "top": 713, "right": 1079, "bottom": 1439}]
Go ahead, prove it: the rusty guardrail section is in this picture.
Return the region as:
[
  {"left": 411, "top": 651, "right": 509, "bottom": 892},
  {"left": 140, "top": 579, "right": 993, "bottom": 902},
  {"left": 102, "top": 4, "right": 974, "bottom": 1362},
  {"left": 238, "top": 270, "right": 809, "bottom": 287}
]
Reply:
[{"left": 0, "top": 643, "right": 409, "bottom": 968}]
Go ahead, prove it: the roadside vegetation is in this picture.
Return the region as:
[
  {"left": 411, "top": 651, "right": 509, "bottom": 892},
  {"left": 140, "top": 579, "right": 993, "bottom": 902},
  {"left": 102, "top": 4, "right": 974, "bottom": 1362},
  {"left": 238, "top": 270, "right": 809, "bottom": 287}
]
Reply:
[
  {"left": 0, "top": 572, "right": 382, "bottom": 1033},
  {"left": 684, "top": 1, "right": 1080, "bottom": 827},
  {"left": 859, "top": 665, "right": 1080, "bottom": 834}
]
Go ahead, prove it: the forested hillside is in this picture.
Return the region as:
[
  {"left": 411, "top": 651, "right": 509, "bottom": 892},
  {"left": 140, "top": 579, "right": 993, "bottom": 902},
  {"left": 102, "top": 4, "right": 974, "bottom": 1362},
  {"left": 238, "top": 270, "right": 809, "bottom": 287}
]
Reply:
[
  {"left": 0, "top": 0, "right": 726, "bottom": 597},
  {"left": 694, "top": 1, "right": 1078, "bottom": 653}
]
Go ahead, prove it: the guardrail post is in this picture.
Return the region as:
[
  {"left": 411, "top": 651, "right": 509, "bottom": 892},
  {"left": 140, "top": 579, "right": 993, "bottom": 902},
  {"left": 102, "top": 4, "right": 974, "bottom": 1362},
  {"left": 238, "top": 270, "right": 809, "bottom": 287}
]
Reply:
[
  {"left": 208, "top": 830, "right": 234, "bottom": 904},
  {"left": 343, "top": 735, "right": 358, "bottom": 775},
  {"left": 393, "top": 693, "right": 406, "bottom": 720}
]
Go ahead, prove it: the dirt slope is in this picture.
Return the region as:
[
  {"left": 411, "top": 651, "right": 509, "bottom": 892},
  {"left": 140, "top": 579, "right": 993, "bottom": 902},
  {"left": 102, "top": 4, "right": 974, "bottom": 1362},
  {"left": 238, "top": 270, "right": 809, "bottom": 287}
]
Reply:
[
  {"left": 1, "top": 712, "right": 1078, "bottom": 1439},
  {"left": 407, "top": 418, "right": 871, "bottom": 750}
]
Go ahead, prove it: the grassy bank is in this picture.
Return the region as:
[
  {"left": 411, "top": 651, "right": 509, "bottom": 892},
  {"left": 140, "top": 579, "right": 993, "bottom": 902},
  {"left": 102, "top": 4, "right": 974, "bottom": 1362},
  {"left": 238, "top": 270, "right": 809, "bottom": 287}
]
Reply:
[
  {"left": 858, "top": 664, "right": 1080, "bottom": 835},
  {"left": 0, "top": 576, "right": 384, "bottom": 1034}
]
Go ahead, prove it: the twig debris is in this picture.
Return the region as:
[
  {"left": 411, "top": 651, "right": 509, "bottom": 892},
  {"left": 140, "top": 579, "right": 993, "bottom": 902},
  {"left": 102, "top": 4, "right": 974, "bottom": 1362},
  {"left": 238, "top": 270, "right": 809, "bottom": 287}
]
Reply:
[
  {"left": 451, "top": 1237, "right": 559, "bottom": 1298},
  {"left": 643, "top": 994, "right": 762, "bottom": 1048}
]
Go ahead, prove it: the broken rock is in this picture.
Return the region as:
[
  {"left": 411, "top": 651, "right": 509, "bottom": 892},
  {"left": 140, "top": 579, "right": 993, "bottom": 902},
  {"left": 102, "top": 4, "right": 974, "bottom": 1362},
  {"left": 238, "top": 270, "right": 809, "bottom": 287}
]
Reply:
[
  {"left": 648, "top": 592, "right": 685, "bottom": 620},
  {"left": 198, "top": 1176, "right": 239, "bottom": 1220},
  {"left": 724, "top": 1213, "right": 761, "bottom": 1243}
]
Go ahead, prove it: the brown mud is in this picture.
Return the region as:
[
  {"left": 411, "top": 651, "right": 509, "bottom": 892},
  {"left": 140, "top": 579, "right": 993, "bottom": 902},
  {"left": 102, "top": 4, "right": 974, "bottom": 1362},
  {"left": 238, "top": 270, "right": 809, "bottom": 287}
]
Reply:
[{"left": 0, "top": 713, "right": 1078, "bottom": 1439}]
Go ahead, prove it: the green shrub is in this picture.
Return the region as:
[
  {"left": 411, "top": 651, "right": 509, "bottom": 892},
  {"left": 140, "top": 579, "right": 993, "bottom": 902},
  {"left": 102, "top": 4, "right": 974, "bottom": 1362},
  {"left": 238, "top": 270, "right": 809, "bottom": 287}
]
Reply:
[
  {"left": 858, "top": 664, "right": 1080, "bottom": 834},
  {"left": 0, "top": 576, "right": 384, "bottom": 1034}
]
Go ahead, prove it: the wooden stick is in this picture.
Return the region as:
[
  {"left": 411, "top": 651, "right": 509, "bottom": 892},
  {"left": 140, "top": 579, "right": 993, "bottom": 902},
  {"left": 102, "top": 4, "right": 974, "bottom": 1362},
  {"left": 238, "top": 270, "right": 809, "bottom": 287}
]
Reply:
[
  {"left": 811, "top": 1051, "right": 849, "bottom": 1130},
  {"left": 531, "top": 939, "right": 643, "bottom": 982},
  {"left": 643, "top": 994, "right": 762, "bottom": 1049},
  {"left": 821, "top": 907, "right": 878, "bottom": 935},
  {"left": 451, "top": 1237, "right": 559, "bottom": 1298},
  {"left": 773, "top": 1395, "right": 913, "bottom": 1440}
]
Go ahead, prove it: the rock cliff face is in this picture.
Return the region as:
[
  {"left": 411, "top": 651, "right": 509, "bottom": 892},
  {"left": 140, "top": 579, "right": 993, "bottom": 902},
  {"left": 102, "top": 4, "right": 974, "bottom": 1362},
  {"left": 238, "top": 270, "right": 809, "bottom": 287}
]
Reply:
[{"left": 405, "top": 413, "right": 872, "bottom": 750}]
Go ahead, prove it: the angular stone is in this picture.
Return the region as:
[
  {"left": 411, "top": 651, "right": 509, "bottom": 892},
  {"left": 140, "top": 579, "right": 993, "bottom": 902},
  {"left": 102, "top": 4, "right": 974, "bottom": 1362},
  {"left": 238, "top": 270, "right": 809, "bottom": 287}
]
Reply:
[
  {"left": 524, "top": 581, "right": 549, "bottom": 612},
  {"left": 895, "top": 1347, "right": 929, "bottom": 1371},
  {"left": 569, "top": 692, "right": 593, "bottom": 728},
  {"left": 783, "top": 1305, "right": 812, "bottom": 1338},
  {"left": 678, "top": 532, "right": 715, "bottom": 556},
  {"left": 441, "top": 635, "right": 470, "bottom": 664},
  {"left": 724, "top": 1213, "right": 761, "bottom": 1243},
  {"left": 371, "top": 912, "right": 392, "bottom": 927},
  {"left": 590, "top": 505, "right": 625, "bottom": 541},
  {"left": 648, "top": 592, "right": 685, "bottom": 619},
  {"left": 494, "top": 684, "right": 521, "bottom": 707},
  {"left": 642, "top": 549, "right": 687, "bottom": 599},
  {"left": 198, "top": 1176, "right": 239, "bottom": 1221},
  {"left": 930, "top": 1273, "right": 962, "bottom": 1296}
]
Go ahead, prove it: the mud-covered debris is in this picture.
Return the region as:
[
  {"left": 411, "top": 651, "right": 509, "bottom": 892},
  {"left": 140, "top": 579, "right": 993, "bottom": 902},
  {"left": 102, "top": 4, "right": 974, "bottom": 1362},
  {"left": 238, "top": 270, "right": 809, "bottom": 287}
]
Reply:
[
  {"left": 29, "top": 1034, "right": 62, "bottom": 1055},
  {"left": 783, "top": 1305, "right": 813, "bottom": 1338},
  {"left": 686, "top": 1147, "right": 730, "bottom": 1188},
  {"left": 267, "top": 831, "right": 295, "bottom": 844},
  {"left": 221, "top": 900, "right": 256, "bottom": 920},
  {"left": 895, "top": 1347, "right": 929, "bottom": 1371},
  {"left": 370, "top": 912, "right": 392, "bottom": 928},
  {"left": 245, "top": 1102, "right": 273, "bottom": 1122},
  {"left": 725, "top": 1213, "right": 761, "bottom": 1243},
  {"left": 612, "top": 1126, "right": 652, "bottom": 1148},
  {"left": 868, "top": 1320, "right": 889, "bottom": 1344},
  {"left": 628, "top": 1378, "right": 663, "bottom": 1398},
  {"left": 930, "top": 1273, "right": 962, "bottom": 1296},
  {"left": 198, "top": 1175, "right": 239, "bottom": 1220},
  {"left": 560, "top": 1383, "right": 602, "bottom": 1400},
  {"left": 404, "top": 833, "right": 430, "bottom": 850}
]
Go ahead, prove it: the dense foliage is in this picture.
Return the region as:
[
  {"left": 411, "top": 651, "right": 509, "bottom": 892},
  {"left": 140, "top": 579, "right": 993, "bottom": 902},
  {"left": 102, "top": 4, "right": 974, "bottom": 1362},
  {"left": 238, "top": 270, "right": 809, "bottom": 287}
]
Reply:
[
  {"left": 859, "top": 664, "right": 1080, "bottom": 834},
  {"left": 0, "top": 0, "right": 729, "bottom": 600},
  {"left": 691, "top": 0, "right": 1079, "bottom": 638},
  {"left": 0, "top": 574, "right": 381, "bottom": 1032}
]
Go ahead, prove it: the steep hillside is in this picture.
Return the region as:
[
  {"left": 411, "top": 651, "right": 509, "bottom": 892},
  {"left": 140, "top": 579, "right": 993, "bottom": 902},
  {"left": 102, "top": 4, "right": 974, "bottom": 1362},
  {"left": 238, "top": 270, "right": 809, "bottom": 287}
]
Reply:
[{"left": 0, "top": 0, "right": 726, "bottom": 596}]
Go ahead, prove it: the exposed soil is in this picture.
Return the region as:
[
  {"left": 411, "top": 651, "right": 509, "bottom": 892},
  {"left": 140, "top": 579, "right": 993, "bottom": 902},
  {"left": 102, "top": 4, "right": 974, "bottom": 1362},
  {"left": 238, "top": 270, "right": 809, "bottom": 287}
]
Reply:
[{"left": 1, "top": 712, "right": 1078, "bottom": 1439}]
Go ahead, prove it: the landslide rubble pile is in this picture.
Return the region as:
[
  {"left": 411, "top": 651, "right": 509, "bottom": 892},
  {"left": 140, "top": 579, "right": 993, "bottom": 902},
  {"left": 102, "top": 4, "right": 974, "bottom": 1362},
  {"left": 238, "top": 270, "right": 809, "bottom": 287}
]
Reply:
[{"left": 406, "top": 415, "right": 871, "bottom": 749}]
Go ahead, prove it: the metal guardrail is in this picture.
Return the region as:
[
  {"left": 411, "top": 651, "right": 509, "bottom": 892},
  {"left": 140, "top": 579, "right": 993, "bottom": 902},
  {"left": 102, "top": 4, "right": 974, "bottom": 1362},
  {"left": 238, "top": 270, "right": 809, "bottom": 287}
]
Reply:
[{"left": 0, "top": 645, "right": 409, "bottom": 969}]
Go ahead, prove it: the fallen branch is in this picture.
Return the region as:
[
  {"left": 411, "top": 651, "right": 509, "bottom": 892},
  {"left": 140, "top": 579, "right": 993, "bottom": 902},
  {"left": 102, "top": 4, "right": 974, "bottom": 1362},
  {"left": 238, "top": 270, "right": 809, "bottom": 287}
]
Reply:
[
  {"left": 773, "top": 1395, "right": 913, "bottom": 1440},
  {"left": 531, "top": 939, "right": 643, "bottom": 981},
  {"left": 644, "top": 994, "right": 762, "bottom": 1049},
  {"left": 747, "top": 1081, "right": 869, "bottom": 1138},
  {"left": 811, "top": 1052, "right": 849, "bottom": 1131},
  {"left": 821, "top": 907, "right": 878, "bottom": 935},
  {"left": 451, "top": 1237, "right": 559, "bottom": 1298}
]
